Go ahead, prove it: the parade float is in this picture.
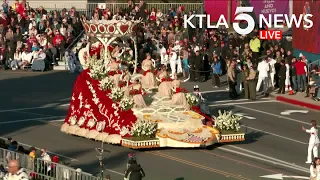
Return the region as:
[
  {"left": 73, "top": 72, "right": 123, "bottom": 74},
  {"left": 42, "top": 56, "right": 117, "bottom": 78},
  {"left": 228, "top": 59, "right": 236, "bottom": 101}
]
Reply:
[{"left": 60, "top": 19, "right": 245, "bottom": 149}]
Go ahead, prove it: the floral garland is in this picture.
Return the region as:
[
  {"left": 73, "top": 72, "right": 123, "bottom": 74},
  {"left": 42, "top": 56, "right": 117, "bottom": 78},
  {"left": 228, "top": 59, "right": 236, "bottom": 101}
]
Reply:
[
  {"left": 131, "top": 119, "right": 157, "bottom": 138},
  {"left": 186, "top": 93, "right": 199, "bottom": 106},
  {"left": 213, "top": 110, "right": 242, "bottom": 132},
  {"left": 174, "top": 87, "right": 188, "bottom": 94},
  {"left": 129, "top": 89, "right": 142, "bottom": 95},
  {"left": 99, "top": 77, "right": 113, "bottom": 91},
  {"left": 161, "top": 77, "right": 173, "bottom": 82},
  {"left": 119, "top": 81, "right": 128, "bottom": 88},
  {"left": 109, "top": 88, "right": 124, "bottom": 102},
  {"left": 108, "top": 70, "right": 122, "bottom": 76}
]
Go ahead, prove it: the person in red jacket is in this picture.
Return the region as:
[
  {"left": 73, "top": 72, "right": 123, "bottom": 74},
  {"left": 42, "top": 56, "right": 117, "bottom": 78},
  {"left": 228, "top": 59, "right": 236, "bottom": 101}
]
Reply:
[
  {"left": 52, "top": 31, "right": 64, "bottom": 46},
  {"left": 295, "top": 58, "right": 307, "bottom": 92}
]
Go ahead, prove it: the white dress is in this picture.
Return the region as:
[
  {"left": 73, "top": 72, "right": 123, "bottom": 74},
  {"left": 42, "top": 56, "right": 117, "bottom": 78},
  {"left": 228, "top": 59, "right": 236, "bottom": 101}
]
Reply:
[
  {"left": 285, "top": 63, "right": 290, "bottom": 91},
  {"left": 310, "top": 165, "right": 320, "bottom": 180}
]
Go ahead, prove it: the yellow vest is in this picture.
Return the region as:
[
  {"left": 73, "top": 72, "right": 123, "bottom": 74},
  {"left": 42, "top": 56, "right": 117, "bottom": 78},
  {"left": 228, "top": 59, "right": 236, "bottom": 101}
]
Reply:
[{"left": 249, "top": 38, "right": 261, "bottom": 53}]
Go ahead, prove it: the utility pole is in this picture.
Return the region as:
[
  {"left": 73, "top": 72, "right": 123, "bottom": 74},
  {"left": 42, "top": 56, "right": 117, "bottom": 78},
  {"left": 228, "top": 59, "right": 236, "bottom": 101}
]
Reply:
[
  {"left": 227, "top": 0, "right": 232, "bottom": 26},
  {"left": 96, "top": 141, "right": 110, "bottom": 180}
]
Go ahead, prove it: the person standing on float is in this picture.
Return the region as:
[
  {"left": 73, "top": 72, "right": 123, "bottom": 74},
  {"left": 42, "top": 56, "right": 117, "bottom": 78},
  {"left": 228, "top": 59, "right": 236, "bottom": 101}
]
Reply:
[
  {"left": 302, "top": 120, "right": 319, "bottom": 164},
  {"left": 169, "top": 49, "right": 177, "bottom": 78}
]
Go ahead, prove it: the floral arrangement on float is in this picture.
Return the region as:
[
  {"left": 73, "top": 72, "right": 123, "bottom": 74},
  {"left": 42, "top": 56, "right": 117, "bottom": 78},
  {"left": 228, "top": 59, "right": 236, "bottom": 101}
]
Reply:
[
  {"left": 121, "top": 119, "right": 160, "bottom": 149},
  {"left": 213, "top": 110, "right": 245, "bottom": 143},
  {"left": 186, "top": 93, "right": 199, "bottom": 107}
]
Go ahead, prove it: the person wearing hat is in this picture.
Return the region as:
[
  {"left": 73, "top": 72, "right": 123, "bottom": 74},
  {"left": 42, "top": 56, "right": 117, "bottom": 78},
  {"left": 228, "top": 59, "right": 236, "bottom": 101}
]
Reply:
[
  {"left": 277, "top": 60, "right": 287, "bottom": 94},
  {"left": 244, "top": 65, "right": 257, "bottom": 100},
  {"left": 124, "top": 158, "right": 145, "bottom": 180},
  {"left": 193, "top": 85, "right": 205, "bottom": 101}
]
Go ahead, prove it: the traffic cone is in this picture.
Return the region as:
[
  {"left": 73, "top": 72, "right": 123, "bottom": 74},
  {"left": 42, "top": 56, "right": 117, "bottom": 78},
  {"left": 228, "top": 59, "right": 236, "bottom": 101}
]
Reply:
[{"left": 288, "top": 85, "right": 294, "bottom": 95}]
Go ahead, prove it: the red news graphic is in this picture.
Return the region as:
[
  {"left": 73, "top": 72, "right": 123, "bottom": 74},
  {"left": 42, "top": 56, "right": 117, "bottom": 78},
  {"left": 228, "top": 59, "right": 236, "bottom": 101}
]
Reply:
[{"left": 259, "top": 30, "right": 282, "bottom": 40}]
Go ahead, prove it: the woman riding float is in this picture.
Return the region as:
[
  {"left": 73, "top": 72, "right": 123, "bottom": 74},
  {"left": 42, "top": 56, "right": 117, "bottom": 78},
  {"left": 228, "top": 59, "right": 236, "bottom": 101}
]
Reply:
[{"left": 141, "top": 53, "right": 156, "bottom": 89}]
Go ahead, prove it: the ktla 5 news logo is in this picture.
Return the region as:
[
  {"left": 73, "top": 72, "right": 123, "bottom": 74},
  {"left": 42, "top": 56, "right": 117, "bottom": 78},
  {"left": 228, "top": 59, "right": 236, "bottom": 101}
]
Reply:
[{"left": 184, "top": 7, "right": 313, "bottom": 40}]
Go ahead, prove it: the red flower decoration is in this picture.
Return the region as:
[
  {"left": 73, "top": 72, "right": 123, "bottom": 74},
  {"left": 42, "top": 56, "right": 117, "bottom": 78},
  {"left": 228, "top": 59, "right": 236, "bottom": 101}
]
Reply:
[
  {"left": 174, "top": 87, "right": 188, "bottom": 94},
  {"left": 143, "top": 70, "right": 151, "bottom": 76},
  {"left": 119, "top": 81, "right": 127, "bottom": 88},
  {"left": 63, "top": 69, "right": 137, "bottom": 136},
  {"left": 108, "top": 71, "right": 116, "bottom": 76},
  {"left": 129, "top": 89, "right": 142, "bottom": 95},
  {"left": 161, "top": 77, "right": 173, "bottom": 82}
]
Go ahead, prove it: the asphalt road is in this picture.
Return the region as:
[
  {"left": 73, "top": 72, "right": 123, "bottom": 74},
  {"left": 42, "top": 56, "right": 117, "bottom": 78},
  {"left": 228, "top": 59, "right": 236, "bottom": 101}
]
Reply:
[{"left": 0, "top": 70, "right": 318, "bottom": 180}]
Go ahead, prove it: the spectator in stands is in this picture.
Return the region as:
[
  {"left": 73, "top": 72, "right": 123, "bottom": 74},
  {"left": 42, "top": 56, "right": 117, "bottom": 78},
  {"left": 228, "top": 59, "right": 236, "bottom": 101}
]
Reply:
[
  {"left": 6, "top": 141, "right": 18, "bottom": 163},
  {"left": 41, "top": 149, "right": 52, "bottom": 174},
  {"left": 3, "top": 160, "right": 29, "bottom": 180}
]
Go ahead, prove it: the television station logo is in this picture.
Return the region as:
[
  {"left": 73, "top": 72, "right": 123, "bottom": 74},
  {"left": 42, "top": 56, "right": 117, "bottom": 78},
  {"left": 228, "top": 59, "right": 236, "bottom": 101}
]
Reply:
[{"left": 184, "top": 7, "right": 313, "bottom": 40}]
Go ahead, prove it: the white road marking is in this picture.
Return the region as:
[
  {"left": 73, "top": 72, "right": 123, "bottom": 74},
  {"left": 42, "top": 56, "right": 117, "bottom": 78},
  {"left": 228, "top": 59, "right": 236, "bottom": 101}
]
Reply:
[
  {"left": 208, "top": 100, "right": 276, "bottom": 107},
  {"left": 52, "top": 119, "right": 65, "bottom": 122},
  {"left": 217, "top": 146, "right": 309, "bottom": 173},
  {"left": 0, "top": 104, "right": 69, "bottom": 113},
  {"left": 280, "top": 110, "right": 309, "bottom": 115},
  {"left": 260, "top": 173, "right": 309, "bottom": 179},
  {"left": 242, "top": 125, "right": 308, "bottom": 145},
  {"left": 201, "top": 89, "right": 228, "bottom": 93},
  {"left": 0, "top": 116, "right": 65, "bottom": 125},
  {"left": 234, "top": 113, "right": 256, "bottom": 119},
  {"left": 227, "top": 145, "right": 309, "bottom": 171},
  {"left": 9, "top": 110, "right": 54, "bottom": 117},
  {"left": 106, "top": 169, "right": 125, "bottom": 176},
  {"left": 235, "top": 105, "right": 315, "bottom": 126}
]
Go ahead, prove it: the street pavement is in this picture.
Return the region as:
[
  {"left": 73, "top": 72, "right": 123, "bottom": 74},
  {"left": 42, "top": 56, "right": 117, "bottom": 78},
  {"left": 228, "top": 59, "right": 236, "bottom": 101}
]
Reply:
[{"left": 0, "top": 70, "right": 318, "bottom": 180}]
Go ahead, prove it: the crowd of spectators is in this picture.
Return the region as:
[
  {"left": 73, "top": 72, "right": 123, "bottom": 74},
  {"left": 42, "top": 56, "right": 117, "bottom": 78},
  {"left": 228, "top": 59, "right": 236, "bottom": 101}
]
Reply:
[
  {"left": 100, "top": 0, "right": 319, "bottom": 101},
  {"left": 0, "top": 138, "right": 73, "bottom": 180},
  {"left": 0, "top": 0, "right": 83, "bottom": 71}
]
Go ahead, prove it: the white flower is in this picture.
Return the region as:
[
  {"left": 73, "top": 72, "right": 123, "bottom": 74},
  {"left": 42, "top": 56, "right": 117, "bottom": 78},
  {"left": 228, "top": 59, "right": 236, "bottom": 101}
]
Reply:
[
  {"left": 86, "top": 56, "right": 109, "bottom": 80},
  {"left": 93, "top": 97, "right": 99, "bottom": 104},
  {"left": 109, "top": 87, "right": 124, "bottom": 102},
  {"left": 87, "top": 119, "right": 96, "bottom": 128},
  {"left": 213, "top": 110, "right": 242, "bottom": 132},
  {"left": 120, "top": 126, "right": 130, "bottom": 136},
  {"left": 131, "top": 119, "right": 157, "bottom": 138},
  {"left": 119, "top": 96, "right": 134, "bottom": 111},
  {"left": 77, "top": 116, "right": 86, "bottom": 126},
  {"left": 186, "top": 93, "right": 199, "bottom": 106},
  {"left": 69, "top": 116, "right": 77, "bottom": 125},
  {"left": 96, "top": 121, "right": 106, "bottom": 132},
  {"left": 99, "top": 77, "right": 113, "bottom": 91}
]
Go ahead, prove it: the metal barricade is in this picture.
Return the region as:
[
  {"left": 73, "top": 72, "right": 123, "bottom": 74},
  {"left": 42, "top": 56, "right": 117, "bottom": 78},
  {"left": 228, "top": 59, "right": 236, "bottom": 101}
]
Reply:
[{"left": 0, "top": 147, "right": 99, "bottom": 180}]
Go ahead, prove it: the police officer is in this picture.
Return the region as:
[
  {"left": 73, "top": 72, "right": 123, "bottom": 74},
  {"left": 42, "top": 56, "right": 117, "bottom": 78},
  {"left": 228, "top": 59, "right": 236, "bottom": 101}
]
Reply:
[{"left": 245, "top": 65, "right": 257, "bottom": 100}]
